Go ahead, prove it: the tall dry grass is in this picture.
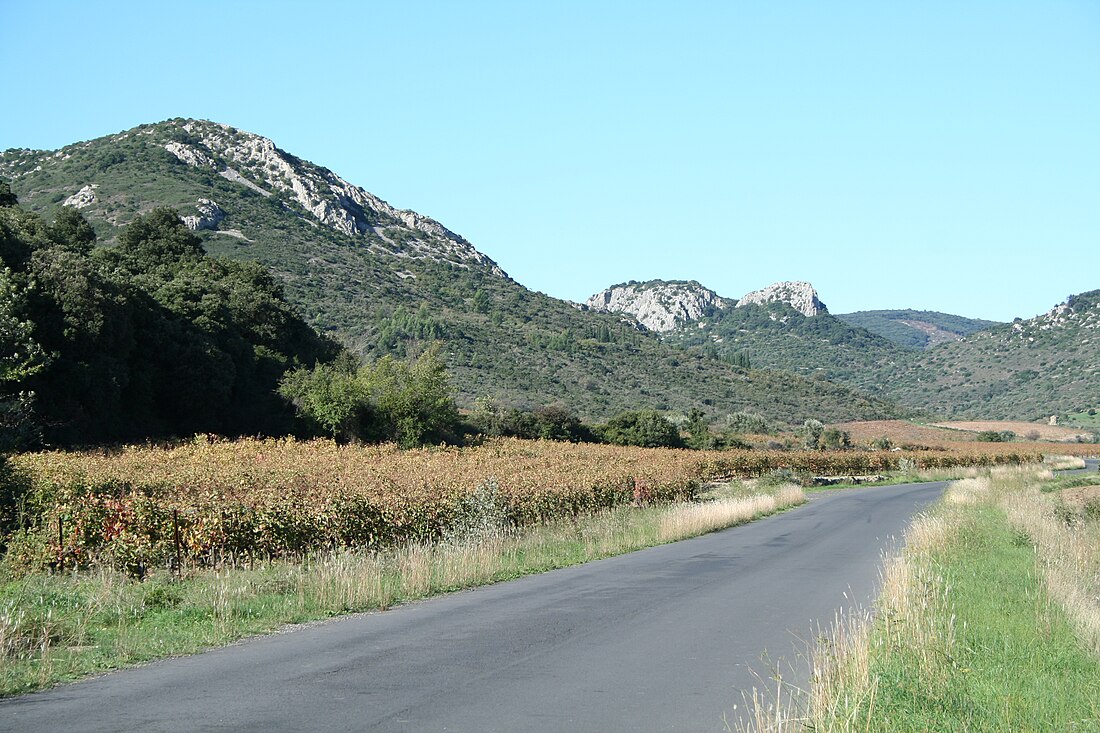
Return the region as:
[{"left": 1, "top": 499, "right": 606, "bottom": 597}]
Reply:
[
  {"left": 1001, "top": 481, "right": 1100, "bottom": 656},
  {"left": 733, "top": 473, "right": 991, "bottom": 732},
  {"left": 660, "top": 486, "right": 804, "bottom": 541}
]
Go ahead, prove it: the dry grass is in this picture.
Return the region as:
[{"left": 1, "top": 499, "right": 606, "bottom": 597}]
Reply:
[
  {"left": 659, "top": 486, "right": 804, "bottom": 540},
  {"left": 1001, "top": 482, "right": 1100, "bottom": 656},
  {"left": 735, "top": 464, "right": 1097, "bottom": 732}
]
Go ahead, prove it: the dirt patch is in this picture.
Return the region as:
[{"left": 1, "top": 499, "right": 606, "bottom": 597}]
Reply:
[
  {"left": 1060, "top": 485, "right": 1100, "bottom": 507},
  {"left": 832, "top": 420, "right": 969, "bottom": 446}
]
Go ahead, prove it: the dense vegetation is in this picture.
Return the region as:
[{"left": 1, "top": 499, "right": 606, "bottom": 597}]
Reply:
[
  {"left": 0, "top": 121, "right": 901, "bottom": 425},
  {"left": 0, "top": 191, "right": 338, "bottom": 445},
  {"left": 836, "top": 309, "right": 999, "bottom": 349}
]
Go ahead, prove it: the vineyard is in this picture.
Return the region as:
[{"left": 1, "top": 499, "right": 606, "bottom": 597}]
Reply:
[{"left": 7, "top": 437, "right": 1045, "bottom": 574}]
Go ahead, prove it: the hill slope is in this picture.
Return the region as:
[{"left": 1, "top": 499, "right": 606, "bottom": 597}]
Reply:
[
  {"left": 0, "top": 120, "right": 898, "bottom": 425},
  {"left": 837, "top": 309, "right": 1001, "bottom": 349},
  {"left": 876, "top": 290, "right": 1100, "bottom": 419}
]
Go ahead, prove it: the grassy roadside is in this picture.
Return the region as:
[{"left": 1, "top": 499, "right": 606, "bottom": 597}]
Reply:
[
  {"left": 743, "top": 464, "right": 1100, "bottom": 732},
  {"left": 0, "top": 484, "right": 803, "bottom": 697}
]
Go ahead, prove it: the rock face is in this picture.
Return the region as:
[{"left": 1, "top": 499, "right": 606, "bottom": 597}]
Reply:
[
  {"left": 161, "top": 120, "right": 508, "bottom": 278},
  {"left": 62, "top": 184, "right": 98, "bottom": 209},
  {"left": 736, "top": 281, "right": 826, "bottom": 317},
  {"left": 181, "top": 199, "right": 225, "bottom": 231},
  {"left": 585, "top": 281, "right": 730, "bottom": 332}
]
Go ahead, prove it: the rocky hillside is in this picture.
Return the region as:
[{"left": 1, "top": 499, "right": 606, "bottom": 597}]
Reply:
[
  {"left": 3, "top": 119, "right": 506, "bottom": 276},
  {"left": 736, "top": 281, "right": 825, "bottom": 317},
  {"left": 0, "top": 120, "right": 900, "bottom": 425},
  {"left": 588, "top": 278, "right": 914, "bottom": 395},
  {"left": 836, "top": 309, "right": 1000, "bottom": 349},
  {"left": 878, "top": 290, "right": 1100, "bottom": 419},
  {"left": 584, "top": 280, "right": 730, "bottom": 332}
]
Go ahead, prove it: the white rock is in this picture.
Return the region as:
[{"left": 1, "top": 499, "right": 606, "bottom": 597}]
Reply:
[
  {"left": 181, "top": 199, "right": 225, "bottom": 231},
  {"left": 585, "top": 281, "right": 729, "bottom": 332},
  {"left": 167, "top": 120, "right": 509, "bottom": 278},
  {"left": 736, "top": 281, "right": 826, "bottom": 317},
  {"left": 164, "top": 142, "right": 217, "bottom": 168},
  {"left": 62, "top": 184, "right": 98, "bottom": 209}
]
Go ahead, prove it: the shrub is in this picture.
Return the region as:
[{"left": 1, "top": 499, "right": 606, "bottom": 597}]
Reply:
[{"left": 599, "top": 410, "right": 683, "bottom": 449}]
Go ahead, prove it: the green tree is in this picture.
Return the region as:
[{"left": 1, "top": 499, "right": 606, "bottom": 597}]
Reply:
[
  {"left": 600, "top": 410, "right": 683, "bottom": 448},
  {"left": 0, "top": 181, "right": 17, "bottom": 208},
  {"left": 684, "top": 408, "right": 714, "bottom": 450},
  {"left": 0, "top": 266, "right": 46, "bottom": 450},
  {"left": 278, "top": 358, "right": 366, "bottom": 442},
  {"left": 280, "top": 344, "right": 460, "bottom": 448},
  {"left": 362, "top": 343, "right": 458, "bottom": 447}
]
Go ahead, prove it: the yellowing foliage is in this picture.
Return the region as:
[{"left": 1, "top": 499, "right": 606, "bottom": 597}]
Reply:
[{"left": 11, "top": 437, "right": 1041, "bottom": 572}]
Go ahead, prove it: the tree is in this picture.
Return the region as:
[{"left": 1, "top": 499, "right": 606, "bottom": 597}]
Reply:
[
  {"left": 362, "top": 343, "right": 458, "bottom": 447},
  {"left": 107, "top": 207, "right": 205, "bottom": 277},
  {"left": 279, "top": 344, "right": 460, "bottom": 448},
  {"left": 684, "top": 408, "right": 714, "bottom": 450},
  {"left": 0, "top": 266, "right": 45, "bottom": 450},
  {"left": 800, "top": 419, "right": 825, "bottom": 449},
  {"left": 278, "top": 358, "right": 366, "bottom": 442},
  {"left": 0, "top": 181, "right": 17, "bottom": 208},
  {"left": 600, "top": 410, "right": 683, "bottom": 448}
]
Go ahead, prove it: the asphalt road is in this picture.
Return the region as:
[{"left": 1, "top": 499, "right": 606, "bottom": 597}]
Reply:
[
  {"left": 2, "top": 481, "right": 947, "bottom": 733},
  {"left": 1071, "top": 458, "right": 1099, "bottom": 475}
]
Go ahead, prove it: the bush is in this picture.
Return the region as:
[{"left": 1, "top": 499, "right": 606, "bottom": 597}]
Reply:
[
  {"left": 723, "top": 411, "right": 773, "bottom": 434},
  {"left": 976, "top": 430, "right": 1016, "bottom": 443},
  {"left": 279, "top": 343, "right": 460, "bottom": 447},
  {"left": 599, "top": 410, "right": 683, "bottom": 449}
]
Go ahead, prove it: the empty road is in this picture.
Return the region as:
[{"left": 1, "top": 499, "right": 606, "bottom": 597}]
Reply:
[{"left": 2, "top": 481, "right": 946, "bottom": 732}]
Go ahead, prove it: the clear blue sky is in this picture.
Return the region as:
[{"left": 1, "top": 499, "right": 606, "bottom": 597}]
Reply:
[{"left": 2, "top": 1, "right": 1097, "bottom": 321}]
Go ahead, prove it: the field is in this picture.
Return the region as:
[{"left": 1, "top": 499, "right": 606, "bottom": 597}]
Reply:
[
  {"left": 5, "top": 437, "right": 1044, "bottom": 575},
  {"left": 834, "top": 419, "right": 1099, "bottom": 447},
  {"left": 832, "top": 419, "right": 973, "bottom": 446},
  {"left": 932, "top": 420, "right": 1093, "bottom": 441}
]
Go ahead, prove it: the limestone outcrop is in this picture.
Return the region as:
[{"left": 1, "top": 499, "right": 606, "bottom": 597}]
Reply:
[
  {"left": 736, "top": 281, "right": 826, "bottom": 317},
  {"left": 585, "top": 281, "right": 729, "bottom": 332}
]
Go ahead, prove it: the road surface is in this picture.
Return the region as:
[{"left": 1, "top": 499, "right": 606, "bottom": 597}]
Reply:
[{"left": 2, "top": 481, "right": 947, "bottom": 732}]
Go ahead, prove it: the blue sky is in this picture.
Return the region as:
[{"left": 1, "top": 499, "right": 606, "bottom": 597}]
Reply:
[{"left": 2, "top": 1, "right": 1097, "bottom": 321}]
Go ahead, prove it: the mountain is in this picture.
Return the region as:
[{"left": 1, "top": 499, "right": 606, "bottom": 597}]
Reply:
[
  {"left": 0, "top": 119, "right": 899, "bottom": 425},
  {"left": 879, "top": 290, "right": 1100, "bottom": 420},
  {"left": 584, "top": 280, "right": 730, "bottom": 332},
  {"left": 586, "top": 279, "right": 914, "bottom": 395},
  {"left": 836, "top": 309, "right": 1001, "bottom": 349}
]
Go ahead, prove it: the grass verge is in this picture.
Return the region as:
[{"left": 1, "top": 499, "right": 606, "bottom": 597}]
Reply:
[
  {"left": 740, "top": 465, "right": 1100, "bottom": 731},
  {"left": 0, "top": 485, "right": 803, "bottom": 697}
]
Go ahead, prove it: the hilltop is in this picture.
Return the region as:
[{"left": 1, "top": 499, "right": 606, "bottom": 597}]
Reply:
[
  {"left": 585, "top": 279, "right": 915, "bottom": 394},
  {"left": 584, "top": 278, "right": 1099, "bottom": 420},
  {"left": 836, "top": 310, "right": 1000, "bottom": 349}
]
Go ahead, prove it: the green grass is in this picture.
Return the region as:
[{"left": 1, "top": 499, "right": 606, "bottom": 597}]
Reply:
[
  {"left": 0, "top": 488, "right": 803, "bottom": 697},
  {"left": 863, "top": 505, "right": 1100, "bottom": 731}
]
